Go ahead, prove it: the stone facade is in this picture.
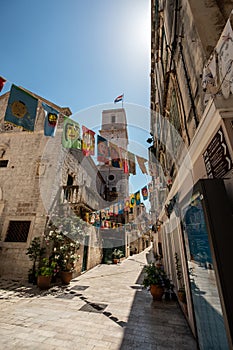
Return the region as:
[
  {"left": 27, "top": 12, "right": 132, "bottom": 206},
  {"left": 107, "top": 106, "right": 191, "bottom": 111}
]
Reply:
[
  {"left": 150, "top": 1, "right": 233, "bottom": 348},
  {"left": 0, "top": 88, "right": 104, "bottom": 279}
]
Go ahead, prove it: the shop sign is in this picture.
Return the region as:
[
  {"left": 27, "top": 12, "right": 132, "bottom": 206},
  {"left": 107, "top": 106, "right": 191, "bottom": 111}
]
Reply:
[{"left": 203, "top": 126, "right": 232, "bottom": 178}]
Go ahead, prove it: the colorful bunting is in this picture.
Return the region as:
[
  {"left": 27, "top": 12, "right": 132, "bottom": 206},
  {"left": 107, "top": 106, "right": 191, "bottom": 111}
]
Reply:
[
  {"left": 62, "top": 117, "right": 82, "bottom": 149},
  {"left": 118, "top": 200, "right": 124, "bottom": 214},
  {"left": 124, "top": 197, "right": 130, "bottom": 211},
  {"left": 42, "top": 102, "right": 59, "bottom": 137},
  {"left": 97, "top": 135, "right": 109, "bottom": 163},
  {"left": 128, "top": 151, "right": 136, "bottom": 175},
  {"left": 141, "top": 186, "right": 148, "bottom": 200},
  {"left": 135, "top": 190, "right": 141, "bottom": 205},
  {"left": 136, "top": 155, "right": 148, "bottom": 174},
  {"left": 0, "top": 76, "right": 6, "bottom": 92},
  {"left": 109, "top": 142, "right": 122, "bottom": 168},
  {"left": 4, "top": 85, "right": 38, "bottom": 131},
  {"left": 120, "top": 147, "right": 129, "bottom": 173},
  {"left": 82, "top": 125, "right": 95, "bottom": 156},
  {"left": 130, "top": 194, "right": 136, "bottom": 208}
]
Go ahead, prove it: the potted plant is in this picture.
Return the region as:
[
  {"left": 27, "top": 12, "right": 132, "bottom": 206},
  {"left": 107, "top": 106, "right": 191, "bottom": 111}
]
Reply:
[
  {"left": 43, "top": 225, "right": 80, "bottom": 285},
  {"left": 142, "top": 262, "right": 170, "bottom": 300},
  {"left": 36, "top": 258, "right": 56, "bottom": 289},
  {"left": 174, "top": 252, "right": 186, "bottom": 303},
  {"left": 56, "top": 241, "right": 80, "bottom": 284},
  {"left": 112, "top": 248, "right": 124, "bottom": 264},
  {"left": 26, "top": 237, "right": 45, "bottom": 284}
]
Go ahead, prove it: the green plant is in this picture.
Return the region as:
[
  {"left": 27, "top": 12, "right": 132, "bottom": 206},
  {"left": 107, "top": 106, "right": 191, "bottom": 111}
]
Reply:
[
  {"left": 37, "top": 258, "right": 57, "bottom": 277},
  {"left": 112, "top": 249, "right": 124, "bottom": 259},
  {"left": 26, "top": 237, "right": 45, "bottom": 279},
  {"left": 143, "top": 263, "right": 170, "bottom": 288},
  {"left": 44, "top": 228, "right": 80, "bottom": 272}
]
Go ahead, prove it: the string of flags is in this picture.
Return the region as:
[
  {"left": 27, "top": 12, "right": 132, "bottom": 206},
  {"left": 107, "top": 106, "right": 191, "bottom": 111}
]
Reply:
[
  {"left": 0, "top": 79, "right": 160, "bottom": 229},
  {"left": 87, "top": 184, "right": 150, "bottom": 229},
  {"left": 0, "top": 81, "right": 159, "bottom": 178}
]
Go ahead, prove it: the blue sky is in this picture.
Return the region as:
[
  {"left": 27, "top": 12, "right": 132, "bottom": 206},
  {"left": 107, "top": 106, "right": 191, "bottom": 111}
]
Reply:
[{"left": 1, "top": 0, "right": 151, "bottom": 205}]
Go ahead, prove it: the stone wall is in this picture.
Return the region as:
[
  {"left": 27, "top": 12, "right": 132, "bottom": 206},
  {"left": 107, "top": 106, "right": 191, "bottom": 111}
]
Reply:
[{"left": 0, "top": 90, "right": 104, "bottom": 279}]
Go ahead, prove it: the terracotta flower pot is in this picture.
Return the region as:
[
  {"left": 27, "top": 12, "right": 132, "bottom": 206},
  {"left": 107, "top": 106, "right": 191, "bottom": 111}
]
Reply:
[
  {"left": 60, "top": 271, "right": 73, "bottom": 285},
  {"left": 37, "top": 275, "right": 52, "bottom": 289},
  {"left": 150, "top": 285, "right": 164, "bottom": 301}
]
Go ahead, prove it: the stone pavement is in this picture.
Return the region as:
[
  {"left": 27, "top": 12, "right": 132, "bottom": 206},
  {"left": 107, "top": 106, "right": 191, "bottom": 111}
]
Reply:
[{"left": 0, "top": 247, "right": 197, "bottom": 350}]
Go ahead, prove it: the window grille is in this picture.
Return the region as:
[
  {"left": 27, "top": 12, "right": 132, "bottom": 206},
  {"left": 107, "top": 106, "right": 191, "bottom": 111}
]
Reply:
[{"left": 5, "top": 221, "right": 31, "bottom": 242}]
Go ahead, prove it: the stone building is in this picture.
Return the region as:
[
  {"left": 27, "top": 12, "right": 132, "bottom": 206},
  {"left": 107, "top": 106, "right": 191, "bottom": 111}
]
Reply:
[
  {"left": 150, "top": 1, "right": 233, "bottom": 349},
  {"left": 97, "top": 108, "right": 130, "bottom": 262},
  {"left": 0, "top": 87, "right": 105, "bottom": 279}
]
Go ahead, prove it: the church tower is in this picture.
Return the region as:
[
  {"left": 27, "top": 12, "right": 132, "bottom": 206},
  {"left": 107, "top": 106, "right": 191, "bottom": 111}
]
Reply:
[{"left": 98, "top": 108, "right": 129, "bottom": 204}]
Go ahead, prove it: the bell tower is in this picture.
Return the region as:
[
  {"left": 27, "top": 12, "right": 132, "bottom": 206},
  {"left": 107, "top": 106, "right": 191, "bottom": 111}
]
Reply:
[{"left": 98, "top": 108, "right": 129, "bottom": 204}]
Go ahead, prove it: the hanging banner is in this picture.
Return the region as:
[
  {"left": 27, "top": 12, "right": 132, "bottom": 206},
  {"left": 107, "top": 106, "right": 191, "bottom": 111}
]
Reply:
[
  {"left": 120, "top": 147, "right": 129, "bottom": 173},
  {"left": 42, "top": 102, "right": 59, "bottom": 137},
  {"left": 97, "top": 135, "right": 109, "bottom": 163},
  {"left": 4, "top": 84, "right": 38, "bottom": 131},
  {"left": 130, "top": 194, "right": 136, "bottom": 208},
  {"left": 109, "top": 142, "right": 122, "bottom": 168},
  {"left": 135, "top": 190, "right": 141, "bottom": 205},
  {"left": 141, "top": 186, "right": 148, "bottom": 200},
  {"left": 128, "top": 151, "right": 136, "bottom": 175},
  {"left": 124, "top": 197, "right": 130, "bottom": 211},
  {"left": 82, "top": 125, "right": 95, "bottom": 156},
  {"left": 0, "top": 76, "right": 6, "bottom": 92},
  {"left": 62, "top": 117, "right": 82, "bottom": 149},
  {"left": 136, "top": 155, "right": 148, "bottom": 174}
]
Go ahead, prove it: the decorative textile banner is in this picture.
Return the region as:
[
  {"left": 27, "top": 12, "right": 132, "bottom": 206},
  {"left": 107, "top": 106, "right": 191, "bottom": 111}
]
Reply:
[
  {"left": 128, "top": 151, "right": 136, "bottom": 175},
  {"left": 141, "top": 186, "right": 148, "bottom": 200},
  {"left": 62, "top": 117, "right": 82, "bottom": 149},
  {"left": 118, "top": 200, "right": 124, "bottom": 214},
  {"left": 42, "top": 102, "right": 59, "bottom": 137},
  {"left": 130, "top": 194, "right": 135, "bottom": 208},
  {"left": 4, "top": 84, "right": 38, "bottom": 131},
  {"left": 0, "top": 76, "right": 6, "bottom": 92},
  {"left": 113, "top": 203, "right": 119, "bottom": 215},
  {"left": 97, "top": 135, "right": 109, "bottom": 163},
  {"left": 124, "top": 197, "right": 130, "bottom": 211},
  {"left": 82, "top": 125, "right": 95, "bottom": 156},
  {"left": 120, "top": 147, "right": 129, "bottom": 173},
  {"left": 109, "top": 142, "right": 122, "bottom": 168},
  {"left": 135, "top": 190, "right": 141, "bottom": 205},
  {"left": 136, "top": 155, "right": 148, "bottom": 174}
]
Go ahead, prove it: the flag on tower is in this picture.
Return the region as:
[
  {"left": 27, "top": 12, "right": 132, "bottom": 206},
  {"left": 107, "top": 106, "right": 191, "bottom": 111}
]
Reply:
[{"left": 114, "top": 94, "right": 124, "bottom": 103}]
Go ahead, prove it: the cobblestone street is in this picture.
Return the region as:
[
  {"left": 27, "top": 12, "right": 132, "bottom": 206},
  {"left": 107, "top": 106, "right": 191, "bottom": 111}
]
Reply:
[{"left": 0, "top": 247, "right": 197, "bottom": 350}]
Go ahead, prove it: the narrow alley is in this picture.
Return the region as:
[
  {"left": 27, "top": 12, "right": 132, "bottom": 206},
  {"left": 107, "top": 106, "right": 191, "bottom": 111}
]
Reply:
[{"left": 0, "top": 247, "right": 197, "bottom": 350}]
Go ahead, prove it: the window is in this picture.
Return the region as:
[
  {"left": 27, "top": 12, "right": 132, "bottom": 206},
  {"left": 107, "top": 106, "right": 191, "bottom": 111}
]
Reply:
[
  {"left": 5, "top": 221, "right": 31, "bottom": 242},
  {"left": 111, "top": 115, "right": 116, "bottom": 123},
  {"left": 0, "top": 160, "right": 8, "bottom": 167}
]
